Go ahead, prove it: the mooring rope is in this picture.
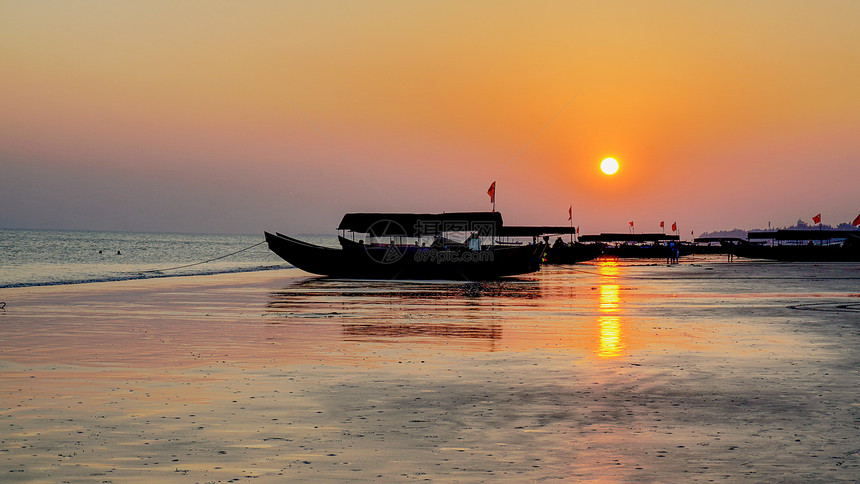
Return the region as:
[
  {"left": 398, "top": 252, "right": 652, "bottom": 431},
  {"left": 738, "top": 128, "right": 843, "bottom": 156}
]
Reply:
[
  {"left": 134, "top": 240, "right": 268, "bottom": 274},
  {"left": 787, "top": 302, "right": 860, "bottom": 313}
]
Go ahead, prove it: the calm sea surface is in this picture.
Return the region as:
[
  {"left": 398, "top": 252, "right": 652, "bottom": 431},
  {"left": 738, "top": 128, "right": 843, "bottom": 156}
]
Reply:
[{"left": 0, "top": 229, "right": 338, "bottom": 288}]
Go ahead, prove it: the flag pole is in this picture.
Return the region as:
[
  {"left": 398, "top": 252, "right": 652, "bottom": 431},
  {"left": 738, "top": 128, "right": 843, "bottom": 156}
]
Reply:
[{"left": 569, "top": 204, "right": 573, "bottom": 244}]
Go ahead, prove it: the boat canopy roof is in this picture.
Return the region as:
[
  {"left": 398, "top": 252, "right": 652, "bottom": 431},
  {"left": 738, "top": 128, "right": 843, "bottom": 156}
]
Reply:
[
  {"left": 748, "top": 229, "right": 860, "bottom": 241},
  {"left": 694, "top": 237, "right": 746, "bottom": 243},
  {"left": 579, "top": 233, "right": 680, "bottom": 243},
  {"left": 498, "top": 226, "right": 577, "bottom": 237},
  {"left": 337, "top": 212, "right": 504, "bottom": 237}
]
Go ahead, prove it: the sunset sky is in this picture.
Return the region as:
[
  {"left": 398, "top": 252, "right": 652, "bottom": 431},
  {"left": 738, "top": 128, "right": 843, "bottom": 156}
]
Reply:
[{"left": 2, "top": 1, "right": 858, "bottom": 236}]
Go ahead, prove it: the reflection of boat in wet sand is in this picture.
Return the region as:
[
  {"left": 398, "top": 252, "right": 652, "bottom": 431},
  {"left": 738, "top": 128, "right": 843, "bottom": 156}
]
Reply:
[
  {"left": 268, "top": 278, "right": 542, "bottom": 302},
  {"left": 342, "top": 323, "right": 502, "bottom": 340},
  {"left": 732, "top": 230, "right": 860, "bottom": 262},
  {"left": 265, "top": 212, "right": 545, "bottom": 280}
]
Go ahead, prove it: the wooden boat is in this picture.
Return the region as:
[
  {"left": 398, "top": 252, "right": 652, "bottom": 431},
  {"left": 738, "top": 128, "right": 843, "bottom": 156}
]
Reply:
[
  {"left": 688, "top": 237, "right": 747, "bottom": 255},
  {"left": 578, "top": 233, "right": 681, "bottom": 259},
  {"left": 493, "top": 225, "right": 600, "bottom": 264},
  {"left": 543, "top": 241, "right": 603, "bottom": 264},
  {"left": 732, "top": 238, "right": 860, "bottom": 262},
  {"left": 731, "top": 230, "right": 860, "bottom": 262},
  {"left": 601, "top": 243, "right": 675, "bottom": 259},
  {"left": 265, "top": 212, "right": 546, "bottom": 280}
]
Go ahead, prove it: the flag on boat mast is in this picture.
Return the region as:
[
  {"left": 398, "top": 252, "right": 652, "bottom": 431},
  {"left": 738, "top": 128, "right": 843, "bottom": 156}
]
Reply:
[
  {"left": 487, "top": 181, "right": 496, "bottom": 212},
  {"left": 672, "top": 222, "right": 677, "bottom": 233},
  {"left": 813, "top": 213, "right": 821, "bottom": 225},
  {"left": 568, "top": 205, "right": 573, "bottom": 243},
  {"left": 853, "top": 212, "right": 860, "bottom": 227}
]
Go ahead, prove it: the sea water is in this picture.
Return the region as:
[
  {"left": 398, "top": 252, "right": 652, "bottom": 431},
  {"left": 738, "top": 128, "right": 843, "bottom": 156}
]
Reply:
[{"left": 0, "top": 229, "right": 338, "bottom": 288}]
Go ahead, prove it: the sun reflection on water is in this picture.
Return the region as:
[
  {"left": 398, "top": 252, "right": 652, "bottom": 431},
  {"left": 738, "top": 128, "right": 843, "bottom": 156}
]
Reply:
[
  {"left": 597, "top": 260, "right": 624, "bottom": 358},
  {"left": 599, "top": 283, "right": 620, "bottom": 312}
]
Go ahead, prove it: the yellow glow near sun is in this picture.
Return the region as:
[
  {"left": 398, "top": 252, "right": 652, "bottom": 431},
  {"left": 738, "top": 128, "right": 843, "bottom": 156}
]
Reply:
[{"left": 601, "top": 157, "right": 619, "bottom": 175}]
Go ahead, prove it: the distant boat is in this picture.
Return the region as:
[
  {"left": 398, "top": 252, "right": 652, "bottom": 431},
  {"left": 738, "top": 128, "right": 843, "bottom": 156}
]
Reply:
[
  {"left": 732, "top": 230, "right": 860, "bottom": 262},
  {"left": 492, "top": 225, "right": 597, "bottom": 264},
  {"left": 578, "top": 233, "right": 681, "bottom": 259},
  {"left": 265, "top": 212, "right": 545, "bottom": 280},
  {"left": 544, "top": 241, "right": 603, "bottom": 264},
  {"left": 689, "top": 237, "right": 747, "bottom": 255}
]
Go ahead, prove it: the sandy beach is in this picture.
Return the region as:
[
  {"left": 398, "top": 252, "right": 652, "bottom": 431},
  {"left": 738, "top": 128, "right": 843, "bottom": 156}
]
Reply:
[{"left": 2, "top": 259, "right": 860, "bottom": 482}]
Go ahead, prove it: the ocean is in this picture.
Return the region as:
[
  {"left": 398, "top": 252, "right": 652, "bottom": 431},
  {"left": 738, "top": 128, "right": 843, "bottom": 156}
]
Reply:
[{"left": 0, "top": 228, "right": 337, "bottom": 288}]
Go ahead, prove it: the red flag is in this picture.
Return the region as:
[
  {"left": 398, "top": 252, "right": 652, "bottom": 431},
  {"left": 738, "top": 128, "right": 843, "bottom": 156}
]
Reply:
[
  {"left": 576, "top": 226, "right": 580, "bottom": 234},
  {"left": 568, "top": 205, "right": 572, "bottom": 221},
  {"left": 487, "top": 181, "right": 495, "bottom": 204},
  {"left": 660, "top": 221, "right": 664, "bottom": 228},
  {"left": 672, "top": 222, "right": 677, "bottom": 232},
  {"left": 813, "top": 213, "right": 821, "bottom": 224},
  {"left": 853, "top": 213, "right": 860, "bottom": 227}
]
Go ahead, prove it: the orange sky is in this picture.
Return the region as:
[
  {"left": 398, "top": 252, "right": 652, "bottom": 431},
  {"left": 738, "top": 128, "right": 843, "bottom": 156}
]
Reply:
[{"left": 1, "top": 1, "right": 858, "bottom": 234}]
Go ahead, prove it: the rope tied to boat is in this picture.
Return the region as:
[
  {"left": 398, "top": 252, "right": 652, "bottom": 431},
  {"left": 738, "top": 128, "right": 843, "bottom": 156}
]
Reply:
[{"left": 134, "top": 240, "right": 268, "bottom": 273}]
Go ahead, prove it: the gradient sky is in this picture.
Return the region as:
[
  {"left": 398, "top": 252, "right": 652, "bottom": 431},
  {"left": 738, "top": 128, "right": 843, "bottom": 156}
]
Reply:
[{"left": 2, "top": 1, "right": 858, "bottom": 235}]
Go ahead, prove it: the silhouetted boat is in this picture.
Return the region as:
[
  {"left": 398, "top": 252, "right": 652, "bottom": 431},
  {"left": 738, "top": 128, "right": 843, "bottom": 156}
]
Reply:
[
  {"left": 732, "top": 230, "right": 860, "bottom": 261},
  {"left": 544, "top": 241, "right": 603, "bottom": 263},
  {"left": 578, "top": 233, "right": 681, "bottom": 259},
  {"left": 493, "top": 225, "right": 600, "bottom": 264},
  {"left": 265, "top": 212, "right": 545, "bottom": 280},
  {"left": 689, "top": 237, "right": 747, "bottom": 255}
]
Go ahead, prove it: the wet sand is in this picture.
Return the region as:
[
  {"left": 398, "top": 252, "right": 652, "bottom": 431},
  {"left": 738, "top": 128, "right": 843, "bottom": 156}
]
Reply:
[{"left": 2, "top": 259, "right": 860, "bottom": 482}]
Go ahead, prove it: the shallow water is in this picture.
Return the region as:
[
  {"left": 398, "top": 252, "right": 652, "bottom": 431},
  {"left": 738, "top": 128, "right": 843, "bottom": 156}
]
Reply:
[
  {"left": 1, "top": 259, "right": 859, "bottom": 481},
  {"left": 0, "top": 229, "right": 339, "bottom": 287}
]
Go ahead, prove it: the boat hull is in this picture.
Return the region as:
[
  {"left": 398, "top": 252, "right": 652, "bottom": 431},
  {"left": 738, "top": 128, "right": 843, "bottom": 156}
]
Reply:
[
  {"left": 602, "top": 244, "right": 675, "bottom": 259},
  {"left": 265, "top": 232, "right": 545, "bottom": 280},
  {"left": 544, "top": 242, "right": 603, "bottom": 264},
  {"left": 732, "top": 240, "right": 860, "bottom": 262}
]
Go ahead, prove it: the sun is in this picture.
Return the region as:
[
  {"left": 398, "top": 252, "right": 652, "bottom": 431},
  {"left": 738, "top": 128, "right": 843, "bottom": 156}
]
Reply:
[{"left": 600, "top": 157, "right": 619, "bottom": 175}]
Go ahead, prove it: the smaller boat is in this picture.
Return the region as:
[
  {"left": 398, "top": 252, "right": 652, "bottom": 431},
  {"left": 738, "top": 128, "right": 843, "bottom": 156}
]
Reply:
[
  {"left": 543, "top": 240, "right": 603, "bottom": 264},
  {"left": 266, "top": 212, "right": 546, "bottom": 280},
  {"left": 732, "top": 230, "right": 860, "bottom": 262},
  {"left": 578, "top": 233, "right": 681, "bottom": 259},
  {"left": 492, "top": 225, "right": 601, "bottom": 264}
]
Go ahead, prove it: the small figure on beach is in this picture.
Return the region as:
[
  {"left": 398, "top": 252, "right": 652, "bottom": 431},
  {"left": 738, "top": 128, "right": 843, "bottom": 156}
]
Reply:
[{"left": 668, "top": 242, "right": 679, "bottom": 265}]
